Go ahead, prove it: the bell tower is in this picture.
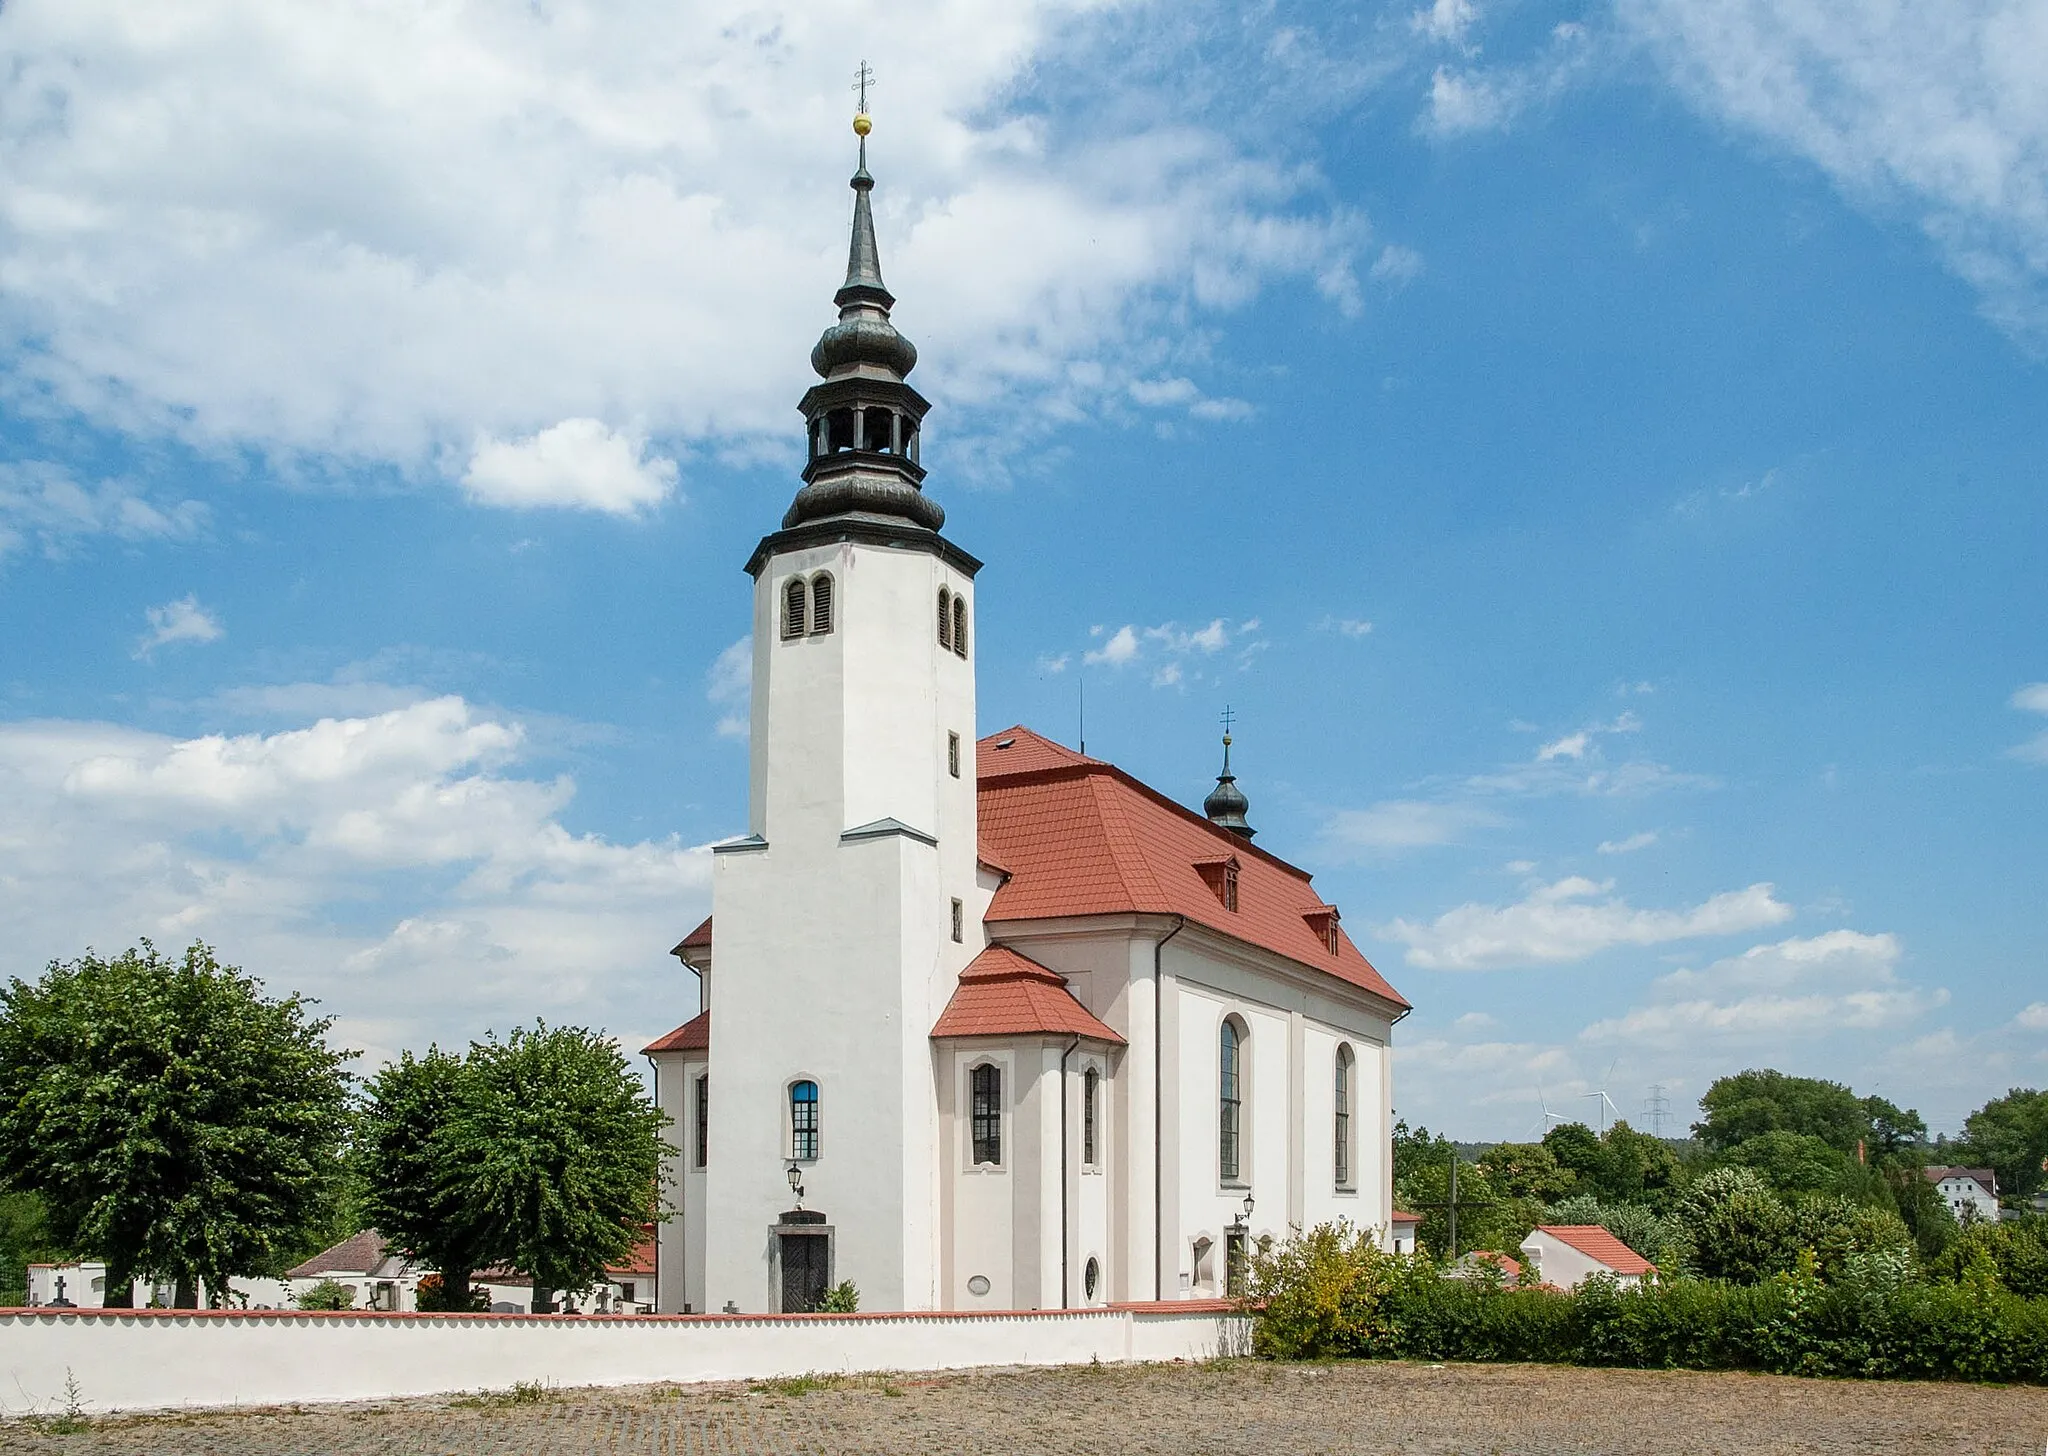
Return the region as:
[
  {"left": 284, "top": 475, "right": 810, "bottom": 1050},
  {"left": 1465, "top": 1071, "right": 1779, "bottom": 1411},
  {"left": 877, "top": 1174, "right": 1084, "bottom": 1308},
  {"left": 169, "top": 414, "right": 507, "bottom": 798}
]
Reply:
[{"left": 702, "top": 100, "right": 983, "bottom": 1314}]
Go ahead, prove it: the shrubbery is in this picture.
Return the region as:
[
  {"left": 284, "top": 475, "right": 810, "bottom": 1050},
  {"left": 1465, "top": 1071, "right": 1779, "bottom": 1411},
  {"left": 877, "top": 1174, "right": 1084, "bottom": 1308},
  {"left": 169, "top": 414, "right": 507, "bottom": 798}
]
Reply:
[{"left": 1246, "top": 1221, "right": 2048, "bottom": 1384}]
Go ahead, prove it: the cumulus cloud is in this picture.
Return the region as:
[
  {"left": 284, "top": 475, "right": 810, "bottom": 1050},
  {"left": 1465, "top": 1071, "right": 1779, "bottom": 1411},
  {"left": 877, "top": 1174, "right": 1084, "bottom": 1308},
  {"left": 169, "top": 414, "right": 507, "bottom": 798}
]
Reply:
[
  {"left": 1322, "top": 799, "right": 1506, "bottom": 856},
  {"left": 0, "top": 0, "right": 1374, "bottom": 487},
  {"left": 1079, "top": 617, "right": 1256, "bottom": 683},
  {"left": 461, "top": 419, "right": 677, "bottom": 514},
  {"left": 0, "top": 462, "right": 208, "bottom": 559},
  {"left": 1420, "top": 24, "right": 1591, "bottom": 140},
  {"left": 706, "top": 637, "right": 752, "bottom": 740},
  {"left": 2010, "top": 682, "right": 2048, "bottom": 763},
  {"left": 1411, "top": 0, "right": 1481, "bottom": 46},
  {"left": 133, "top": 596, "right": 224, "bottom": 659},
  {"left": 0, "top": 697, "right": 710, "bottom": 1060},
  {"left": 1597, "top": 830, "right": 1658, "bottom": 854},
  {"left": 1620, "top": 0, "right": 2048, "bottom": 341},
  {"left": 2017, "top": 1001, "right": 2048, "bottom": 1031},
  {"left": 1382, "top": 876, "right": 1792, "bottom": 969}
]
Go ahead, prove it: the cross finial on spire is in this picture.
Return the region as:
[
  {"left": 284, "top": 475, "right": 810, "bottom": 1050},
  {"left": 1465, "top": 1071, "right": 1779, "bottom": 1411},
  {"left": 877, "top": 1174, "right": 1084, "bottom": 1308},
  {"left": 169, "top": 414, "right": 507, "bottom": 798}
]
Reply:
[
  {"left": 853, "top": 61, "right": 875, "bottom": 116},
  {"left": 1220, "top": 703, "right": 1236, "bottom": 746}
]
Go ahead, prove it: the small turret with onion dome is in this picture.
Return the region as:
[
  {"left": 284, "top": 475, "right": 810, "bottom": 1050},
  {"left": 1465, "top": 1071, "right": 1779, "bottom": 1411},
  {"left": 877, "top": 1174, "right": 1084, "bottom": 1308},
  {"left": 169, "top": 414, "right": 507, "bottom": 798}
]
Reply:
[
  {"left": 1204, "top": 716, "right": 1255, "bottom": 842},
  {"left": 783, "top": 103, "right": 942, "bottom": 532}
]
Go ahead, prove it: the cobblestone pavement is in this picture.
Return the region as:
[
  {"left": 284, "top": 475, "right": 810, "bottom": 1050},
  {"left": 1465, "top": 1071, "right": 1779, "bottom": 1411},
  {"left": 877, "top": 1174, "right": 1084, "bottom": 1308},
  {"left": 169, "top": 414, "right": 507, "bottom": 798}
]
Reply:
[{"left": 6, "top": 1360, "right": 2047, "bottom": 1455}]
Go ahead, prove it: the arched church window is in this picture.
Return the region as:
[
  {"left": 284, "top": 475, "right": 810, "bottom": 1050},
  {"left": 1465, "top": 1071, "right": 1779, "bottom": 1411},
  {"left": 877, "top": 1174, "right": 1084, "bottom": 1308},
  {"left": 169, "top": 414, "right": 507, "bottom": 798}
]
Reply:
[
  {"left": 1334, "top": 1045, "right": 1354, "bottom": 1189},
  {"left": 937, "top": 587, "right": 953, "bottom": 651},
  {"left": 952, "top": 596, "right": 968, "bottom": 659},
  {"left": 970, "top": 1063, "right": 1002, "bottom": 1166},
  {"left": 1219, "top": 1017, "right": 1245, "bottom": 1184},
  {"left": 782, "top": 577, "right": 808, "bottom": 641},
  {"left": 1083, "top": 1066, "right": 1100, "bottom": 1166},
  {"left": 809, "top": 573, "right": 834, "bottom": 635},
  {"left": 789, "top": 1080, "right": 819, "bottom": 1161}
]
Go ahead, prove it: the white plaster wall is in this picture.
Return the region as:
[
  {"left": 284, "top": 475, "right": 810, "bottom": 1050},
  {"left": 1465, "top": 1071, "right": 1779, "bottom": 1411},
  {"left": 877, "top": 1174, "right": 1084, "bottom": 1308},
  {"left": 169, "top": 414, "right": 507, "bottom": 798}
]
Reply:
[
  {"left": 1518, "top": 1231, "right": 1642, "bottom": 1291},
  {"left": 0, "top": 1307, "right": 1240, "bottom": 1414},
  {"left": 945, "top": 1045, "right": 1016, "bottom": 1310},
  {"left": 1074, "top": 1047, "right": 1113, "bottom": 1305},
  {"left": 648, "top": 1048, "right": 707, "bottom": 1314},
  {"left": 1299, "top": 1022, "right": 1388, "bottom": 1238}
]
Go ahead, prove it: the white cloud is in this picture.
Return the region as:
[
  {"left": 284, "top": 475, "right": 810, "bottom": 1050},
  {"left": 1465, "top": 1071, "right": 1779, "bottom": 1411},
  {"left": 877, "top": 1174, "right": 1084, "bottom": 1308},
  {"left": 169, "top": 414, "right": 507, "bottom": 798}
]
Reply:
[
  {"left": 1421, "top": 25, "right": 1590, "bottom": 140},
  {"left": 134, "top": 596, "right": 224, "bottom": 659},
  {"left": 2010, "top": 681, "right": 2048, "bottom": 763},
  {"left": 1621, "top": 0, "right": 2048, "bottom": 341},
  {"left": 0, "top": 462, "right": 208, "bottom": 559},
  {"left": 1411, "top": 0, "right": 1480, "bottom": 46},
  {"left": 461, "top": 419, "right": 677, "bottom": 515},
  {"left": 1036, "top": 652, "right": 1071, "bottom": 674},
  {"left": 0, "top": 696, "right": 710, "bottom": 1059},
  {"left": 1322, "top": 799, "right": 1507, "bottom": 855},
  {"left": 1382, "top": 876, "right": 1792, "bottom": 969},
  {"left": 1079, "top": 617, "right": 1255, "bottom": 683},
  {"left": 1369, "top": 243, "right": 1425, "bottom": 285},
  {"left": 1537, "top": 731, "right": 1589, "bottom": 762},
  {"left": 1084, "top": 624, "right": 1141, "bottom": 667},
  {"left": 1597, "top": 830, "right": 1658, "bottom": 854},
  {"left": 706, "top": 637, "right": 752, "bottom": 740},
  {"left": 0, "top": 1, "right": 1369, "bottom": 483},
  {"left": 2017, "top": 1001, "right": 2048, "bottom": 1031},
  {"left": 1314, "top": 615, "right": 1374, "bottom": 637}
]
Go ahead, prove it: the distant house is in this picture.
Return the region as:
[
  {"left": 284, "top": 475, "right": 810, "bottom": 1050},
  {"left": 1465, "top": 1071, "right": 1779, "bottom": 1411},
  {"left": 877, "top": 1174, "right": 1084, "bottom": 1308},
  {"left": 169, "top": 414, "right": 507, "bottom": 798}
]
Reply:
[
  {"left": 1519, "top": 1225, "right": 1655, "bottom": 1291},
  {"left": 287, "top": 1231, "right": 424, "bottom": 1310},
  {"left": 1923, "top": 1167, "right": 2000, "bottom": 1224},
  {"left": 1389, "top": 1211, "right": 1421, "bottom": 1256},
  {"left": 1450, "top": 1250, "right": 1522, "bottom": 1283}
]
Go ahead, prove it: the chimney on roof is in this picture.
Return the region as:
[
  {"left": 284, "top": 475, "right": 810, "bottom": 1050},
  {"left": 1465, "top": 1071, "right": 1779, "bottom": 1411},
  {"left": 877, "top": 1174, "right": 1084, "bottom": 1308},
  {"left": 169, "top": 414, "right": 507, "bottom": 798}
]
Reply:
[{"left": 1203, "top": 720, "right": 1255, "bottom": 842}]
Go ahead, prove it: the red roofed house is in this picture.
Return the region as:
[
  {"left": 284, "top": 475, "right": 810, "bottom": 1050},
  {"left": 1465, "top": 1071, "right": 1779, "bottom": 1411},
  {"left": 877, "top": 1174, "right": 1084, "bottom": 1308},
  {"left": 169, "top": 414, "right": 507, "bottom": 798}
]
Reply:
[
  {"left": 1519, "top": 1225, "right": 1657, "bottom": 1290},
  {"left": 640, "top": 133, "right": 1409, "bottom": 1318}
]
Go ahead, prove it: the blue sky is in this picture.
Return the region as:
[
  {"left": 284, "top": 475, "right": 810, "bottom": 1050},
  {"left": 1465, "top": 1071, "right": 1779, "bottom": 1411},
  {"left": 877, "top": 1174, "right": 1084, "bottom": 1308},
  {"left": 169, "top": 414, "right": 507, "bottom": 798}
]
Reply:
[{"left": 2, "top": 0, "right": 2043, "bottom": 1137}]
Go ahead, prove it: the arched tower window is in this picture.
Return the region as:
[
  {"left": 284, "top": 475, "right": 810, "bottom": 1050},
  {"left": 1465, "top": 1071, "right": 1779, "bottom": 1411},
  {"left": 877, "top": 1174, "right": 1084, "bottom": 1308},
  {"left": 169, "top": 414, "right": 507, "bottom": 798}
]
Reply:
[
  {"left": 1219, "top": 1016, "right": 1245, "bottom": 1184},
  {"left": 862, "top": 408, "right": 894, "bottom": 453},
  {"left": 937, "top": 587, "right": 953, "bottom": 651},
  {"left": 1334, "top": 1045, "right": 1355, "bottom": 1189},
  {"left": 827, "top": 408, "right": 856, "bottom": 452},
  {"left": 789, "top": 1080, "right": 819, "bottom": 1161},
  {"left": 809, "top": 573, "right": 834, "bottom": 635},
  {"left": 1083, "top": 1066, "right": 1100, "bottom": 1167},
  {"left": 952, "top": 595, "right": 968, "bottom": 659},
  {"left": 970, "top": 1063, "right": 1002, "bottom": 1166},
  {"left": 782, "top": 576, "right": 808, "bottom": 641}
]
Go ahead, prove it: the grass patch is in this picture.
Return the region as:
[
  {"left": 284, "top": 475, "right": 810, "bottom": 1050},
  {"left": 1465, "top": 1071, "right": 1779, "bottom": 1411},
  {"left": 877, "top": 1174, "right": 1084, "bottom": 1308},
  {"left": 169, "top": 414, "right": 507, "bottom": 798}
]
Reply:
[
  {"left": 451, "top": 1379, "right": 556, "bottom": 1408},
  {"left": 749, "top": 1372, "right": 842, "bottom": 1398}
]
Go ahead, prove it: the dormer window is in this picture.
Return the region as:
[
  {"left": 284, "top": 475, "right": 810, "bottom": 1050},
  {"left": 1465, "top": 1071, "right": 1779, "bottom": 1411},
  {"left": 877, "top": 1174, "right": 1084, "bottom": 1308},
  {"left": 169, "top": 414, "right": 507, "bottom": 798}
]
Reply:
[
  {"left": 1196, "top": 857, "right": 1240, "bottom": 913},
  {"left": 1304, "top": 906, "right": 1341, "bottom": 955}
]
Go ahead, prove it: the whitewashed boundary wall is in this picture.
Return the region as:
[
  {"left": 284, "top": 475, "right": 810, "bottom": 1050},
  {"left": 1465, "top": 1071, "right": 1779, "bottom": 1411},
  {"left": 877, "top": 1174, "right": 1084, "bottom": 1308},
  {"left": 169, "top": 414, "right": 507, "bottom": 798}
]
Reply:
[{"left": 0, "top": 1301, "right": 1243, "bottom": 1415}]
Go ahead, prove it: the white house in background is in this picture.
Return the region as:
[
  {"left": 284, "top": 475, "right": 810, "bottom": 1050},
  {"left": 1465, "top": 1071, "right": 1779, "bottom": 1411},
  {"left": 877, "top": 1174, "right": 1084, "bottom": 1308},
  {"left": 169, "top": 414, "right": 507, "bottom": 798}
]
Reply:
[
  {"left": 1923, "top": 1166, "right": 2001, "bottom": 1224},
  {"left": 641, "top": 119, "right": 1411, "bottom": 1317},
  {"left": 285, "top": 1231, "right": 657, "bottom": 1313},
  {"left": 1519, "top": 1225, "right": 1656, "bottom": 1290},
  {"left": 1390, "top": 1210, "right": 1421, "bottom": 1255}
]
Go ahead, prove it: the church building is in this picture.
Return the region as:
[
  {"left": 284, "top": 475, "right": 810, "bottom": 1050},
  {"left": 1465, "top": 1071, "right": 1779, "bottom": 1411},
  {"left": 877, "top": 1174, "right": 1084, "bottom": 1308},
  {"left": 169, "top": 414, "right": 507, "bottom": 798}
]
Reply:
[{"left": 643, "top": 115, "right": 1410, "bottom": 1316}]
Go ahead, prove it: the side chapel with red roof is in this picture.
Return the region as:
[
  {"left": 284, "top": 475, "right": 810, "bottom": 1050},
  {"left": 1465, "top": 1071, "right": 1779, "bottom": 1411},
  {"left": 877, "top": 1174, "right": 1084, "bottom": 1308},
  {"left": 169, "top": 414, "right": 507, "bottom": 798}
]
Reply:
[{"left": 642, "top": 116, "right": 1410, "bottom": 1316}]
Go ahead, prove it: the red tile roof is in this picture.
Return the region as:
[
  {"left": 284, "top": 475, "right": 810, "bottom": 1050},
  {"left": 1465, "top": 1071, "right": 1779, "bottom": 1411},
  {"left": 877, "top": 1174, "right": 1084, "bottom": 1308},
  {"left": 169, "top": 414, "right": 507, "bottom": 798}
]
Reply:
[
  {"left": 1467, "top": 1251, "right": 1522, "bottom": 1278},
  {"left": 642, "top": 1009, "right": 708, "bottom": 1054},
  {"left": 1531, "top": 1225, "right": 1656, "bottom": 1276},
  {"left": 977, "top": 726, "right": 1407, "bottom": 1009},
  {"left": 606, "top": 1233, "right": 657, "bottom": 1280},
  {"left": 287, "top": 1230, "right": 391, "bottom": 1280},
  {"left": 930, "top": 945, "right": 1125, "bottom": 1043},
  {"left": 670, "top": 915, "right": 713, "bottom": 959},
  {"left": 1390, "top": 1209, "right": 1422, "bottom": 1225}
]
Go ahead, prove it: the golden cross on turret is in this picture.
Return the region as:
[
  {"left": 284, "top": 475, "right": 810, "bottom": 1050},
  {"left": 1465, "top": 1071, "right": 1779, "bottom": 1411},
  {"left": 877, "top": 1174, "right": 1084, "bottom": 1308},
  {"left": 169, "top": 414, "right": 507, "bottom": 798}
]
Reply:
[
  {"left": 852, "top": 61, "right": 875, "bottom": 134},
  {"left": 1220, "top": 704, "right": 1236, "bottom": 744}
]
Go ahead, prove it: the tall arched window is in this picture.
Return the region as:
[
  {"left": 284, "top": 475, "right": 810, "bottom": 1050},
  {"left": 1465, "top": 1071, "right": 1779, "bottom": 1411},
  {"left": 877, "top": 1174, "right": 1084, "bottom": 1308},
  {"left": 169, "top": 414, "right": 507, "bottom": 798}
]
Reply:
[
  {"left": 782, "top": 577, "right": 808, "bottom": 641},
  {"left": 789, "top": 1080, "right": 819, "bottom": 1161},
  {"left": 808, "top": 573, "right": 834, "bottom": 635},
  {"left": 1219, "top": 1017, "right": 1245, "bottom": 1183},
  {"left": 1334, "top": 1045, "right": 1354, "bottom": 1189},
  {"left": 937, "top": 587, "right": 953, "bottom": 651},
  {"left": 952, "top": 596, "right": 968, "bottom": 658},
  {"left": 1083, "top": 1066, "right": 1100, "bottom": 1167},
  {"left": 970, "top": 1063, "right": 1002, "bottom": 1165}
]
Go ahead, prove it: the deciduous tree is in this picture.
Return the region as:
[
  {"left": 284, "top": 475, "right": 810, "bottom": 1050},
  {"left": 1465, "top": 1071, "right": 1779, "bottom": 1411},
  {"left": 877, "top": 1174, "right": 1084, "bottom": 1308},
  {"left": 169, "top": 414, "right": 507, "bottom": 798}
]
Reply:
[{"left": 358, "top": 1048, "right": 496, "bottom": 1310}]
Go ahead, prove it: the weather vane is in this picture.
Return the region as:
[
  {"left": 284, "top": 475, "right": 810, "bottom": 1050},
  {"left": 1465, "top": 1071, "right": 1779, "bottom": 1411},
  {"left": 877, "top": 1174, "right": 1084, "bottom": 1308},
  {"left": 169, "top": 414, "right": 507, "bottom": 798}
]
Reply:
[{"left": 852, "top": 61, "right": 875, "bottom": 131}]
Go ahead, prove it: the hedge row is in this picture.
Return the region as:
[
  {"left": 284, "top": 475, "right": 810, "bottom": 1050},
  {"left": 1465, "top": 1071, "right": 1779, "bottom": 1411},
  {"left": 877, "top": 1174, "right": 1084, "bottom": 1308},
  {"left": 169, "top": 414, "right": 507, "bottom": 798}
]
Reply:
[{"left": 1249, "top": 1224, "right": 2048, "bottom": 1383}]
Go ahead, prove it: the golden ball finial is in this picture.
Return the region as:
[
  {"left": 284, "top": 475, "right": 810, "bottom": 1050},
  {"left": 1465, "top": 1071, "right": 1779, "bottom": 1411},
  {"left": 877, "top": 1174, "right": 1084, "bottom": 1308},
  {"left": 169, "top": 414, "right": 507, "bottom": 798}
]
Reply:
[{"left": 853, "top": 112, "right": 872, "bottom": 136}]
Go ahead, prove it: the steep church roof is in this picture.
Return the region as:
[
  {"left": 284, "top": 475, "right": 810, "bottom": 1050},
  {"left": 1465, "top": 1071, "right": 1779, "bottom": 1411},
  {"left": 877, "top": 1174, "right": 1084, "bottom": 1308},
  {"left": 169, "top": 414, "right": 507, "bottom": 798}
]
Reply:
[
  {"left": 978, "top": 726, "right": 1408, "bottom": 1010},
  {"left": 931, "top": 945, "right": 1124, "bottom": 1042}
]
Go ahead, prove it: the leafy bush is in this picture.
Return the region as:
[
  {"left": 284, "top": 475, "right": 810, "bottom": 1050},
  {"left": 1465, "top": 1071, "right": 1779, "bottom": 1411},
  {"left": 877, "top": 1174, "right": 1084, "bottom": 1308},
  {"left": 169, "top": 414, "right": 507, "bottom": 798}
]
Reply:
[
  {"left": 817, "top": 1280, "right": 860, "bottom": 1313},
  {"left": 415, "top": 1271, "right": 491, "bottom": 1311},
  {"left": 1247, "top": 1221, "right": 2048, "bottom": 1384},
  {"left": 295, "top": 1277, "right": 355, "bottom": 1311},
  {"left": 1930, "top": 1217, "right": 2048, "bottom": 1298}
]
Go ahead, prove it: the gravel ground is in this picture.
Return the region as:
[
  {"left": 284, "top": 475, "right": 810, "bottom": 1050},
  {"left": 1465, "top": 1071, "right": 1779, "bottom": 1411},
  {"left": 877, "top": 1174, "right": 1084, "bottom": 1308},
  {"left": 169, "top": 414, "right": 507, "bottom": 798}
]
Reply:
[{"left": 5, "top": 1359, "right": 2046, "bottom": 1455}]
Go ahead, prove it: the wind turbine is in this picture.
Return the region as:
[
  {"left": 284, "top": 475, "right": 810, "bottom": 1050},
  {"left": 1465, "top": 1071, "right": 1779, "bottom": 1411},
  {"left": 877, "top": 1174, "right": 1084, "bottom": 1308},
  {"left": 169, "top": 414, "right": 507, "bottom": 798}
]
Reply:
[
  {"left": 1583, "top": 1060, "right": 1621, "bottom": 1135},
  {"left": 1528, "top": 1087, "right": 1570, "bottom": 1140}
]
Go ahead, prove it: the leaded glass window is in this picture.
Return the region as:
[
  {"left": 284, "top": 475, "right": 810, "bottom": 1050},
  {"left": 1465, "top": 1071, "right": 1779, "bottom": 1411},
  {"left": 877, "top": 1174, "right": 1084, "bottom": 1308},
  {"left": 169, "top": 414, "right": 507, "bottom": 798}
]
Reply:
[
  {"left": 790, "top": 1080, "right": 819, "bottom": 1160},
  {"left": 971, "top": 1063, "right": 1001, "bottom": 1165}
]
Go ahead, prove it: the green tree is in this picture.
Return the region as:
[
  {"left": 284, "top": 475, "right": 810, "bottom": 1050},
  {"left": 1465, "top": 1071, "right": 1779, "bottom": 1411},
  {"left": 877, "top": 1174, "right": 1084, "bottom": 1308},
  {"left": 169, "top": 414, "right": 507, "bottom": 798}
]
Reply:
[
  {"left": 358, "top": 1048, "right": 496, "bottom": 1310},
  {"left": 1671, "top": 1166, "right": 1797, "bottom": 1283},
  {"left": 1928, "top": 1216, "right": 2048, "bottom": 1297},
  {"left": 1860, "top": 1095, "right": 1927, "bottom": 1163},
  {"left": 1474, "top": 1141, "right": 1575, "bottom": 1202},
  {"left": 0, "top": 942, "right": 354, "bottom": 1307},
  {"left": 1788, "top": 1194, "right": 1913, "bottom": 1280},
  {"left": 1391, "top": 1119, "right": 1457, "bottom": 1188},
  {"left": 1694, "top": 1069, "right": 1869, "bottom": 1154},
  {"left": 1882, "top": 1162, "right": 1959, "bottom": 1259},
  {"left": 1600, "top": 1121, "right": 1682, "bottom": 1205},
  {"left": 1958, "top": 1087, "right": 2048, "bottom": 1200},
  {"left": 1541, "top": 1121, "right": 1606, "bottom": 1189},
  {"left": 450, "top": 1023, "right": 671, "bottom": 1312},
  {"left": 0, "top": 1191, "right": 64, "bottom": 1306},
  {"left": 1727, "top": 1130, "right": 1856, "bottom": 1195}
]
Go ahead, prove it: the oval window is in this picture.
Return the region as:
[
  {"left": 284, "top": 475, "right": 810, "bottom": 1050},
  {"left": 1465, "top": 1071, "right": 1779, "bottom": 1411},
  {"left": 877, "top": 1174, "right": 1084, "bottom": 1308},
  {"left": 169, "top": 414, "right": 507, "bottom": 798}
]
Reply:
[
  {"left": 966, "top": 1274, "right": 991, "bottom": 1297},
  {"left": 1084, "top": 1257, "right": 1100, "bottom": 1301}
]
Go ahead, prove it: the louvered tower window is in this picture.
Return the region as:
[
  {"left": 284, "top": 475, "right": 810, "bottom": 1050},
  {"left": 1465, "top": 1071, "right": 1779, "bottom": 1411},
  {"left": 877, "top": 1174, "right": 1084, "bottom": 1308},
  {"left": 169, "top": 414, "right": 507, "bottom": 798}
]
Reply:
[
  {"left": 952, "top": 596, "right": 968, "bottom": 658},
  {"left": 809, "top": 573, "right": 834, "bottom": 635},
  {"left": 938, "top": 587, "right": 953, "bottom": 650},
  {"left": 782, "top": 577, "right": 808, "bottom": 640}
]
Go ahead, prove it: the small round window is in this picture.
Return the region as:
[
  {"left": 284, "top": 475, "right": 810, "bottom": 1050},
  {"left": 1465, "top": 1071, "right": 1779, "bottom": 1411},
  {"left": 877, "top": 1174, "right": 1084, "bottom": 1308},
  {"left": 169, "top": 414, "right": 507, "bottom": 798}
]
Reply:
[
  {"left": 967, "top": 1274, "right": 991, "bottom": 1297},
  {"left": 1084, "top": 1257, "right": 1100, "bottom": 1301}
]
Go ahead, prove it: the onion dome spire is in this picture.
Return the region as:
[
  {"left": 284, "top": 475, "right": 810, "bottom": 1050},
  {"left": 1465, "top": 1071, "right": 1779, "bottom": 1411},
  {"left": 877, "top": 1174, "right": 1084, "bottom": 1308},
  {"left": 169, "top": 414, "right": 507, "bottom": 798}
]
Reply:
[
  {"left": 783, "top": 93, "right": 940, "bottom": 532},
  {"left": 1204, "top": 718, "right": 1255, "bottom": 841}
]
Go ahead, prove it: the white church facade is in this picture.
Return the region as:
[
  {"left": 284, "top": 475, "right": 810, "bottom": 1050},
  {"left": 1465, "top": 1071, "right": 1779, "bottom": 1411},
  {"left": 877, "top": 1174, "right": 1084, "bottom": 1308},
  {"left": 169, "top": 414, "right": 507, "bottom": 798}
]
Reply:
[{"left": 643, "top": 119, "right": 1410, "bottom": 1316}]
